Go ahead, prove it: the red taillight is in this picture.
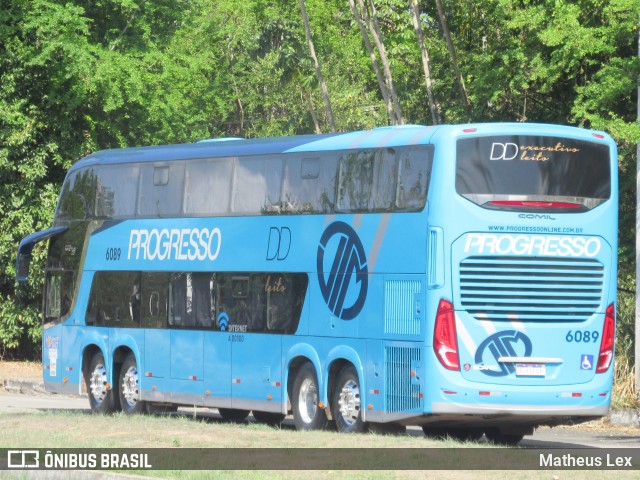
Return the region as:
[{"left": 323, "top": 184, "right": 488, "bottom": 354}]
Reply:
[
  {"left": 489, "top": 200, "right": 582, "bottom": 209},
  {"left": 596, "top": 304, "right": 615, "bottom": 373},
  {"left": 433, "top": 299, "right": 459, "bottom": 371}
]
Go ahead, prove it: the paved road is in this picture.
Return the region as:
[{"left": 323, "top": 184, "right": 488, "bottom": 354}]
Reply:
[{"left": 1, "top": 392, "right": 638, "bottom": 448}]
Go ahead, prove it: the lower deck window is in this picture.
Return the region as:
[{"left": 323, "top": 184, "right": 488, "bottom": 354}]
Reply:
[{"left": 86, "top": 271, "right": 308, "bottom": 334}]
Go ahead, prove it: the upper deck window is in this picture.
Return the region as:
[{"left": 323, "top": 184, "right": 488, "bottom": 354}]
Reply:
[
  {"left": 54, "top": 144, "right": 434, "bottom": 222},
  {"left": 455, "top": 136, "right": 610, "bottom": 210}
]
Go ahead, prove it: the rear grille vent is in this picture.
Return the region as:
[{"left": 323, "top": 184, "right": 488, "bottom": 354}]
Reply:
[
  {"left": 384, "top": 346, "right": 422, "bottom": 413},
  {"left": 384, "top": 280, "right": 421, "bottom": 335},
  {"left": 459, "top": 256, "right": 604, "bottom": 322}
]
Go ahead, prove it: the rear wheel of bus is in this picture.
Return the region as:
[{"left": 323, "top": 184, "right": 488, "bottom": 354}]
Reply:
[
  {"left": 332, "top": 365, "right": 364, "bottom": 433},
  {"left": 86, "top": 351, "right": 118, "bottom": 414},
  {"left": 119, "top": 353, "right": 146, "bottom": 414},
  {"left": 292, "top": 362, "right": 327, "bottom": 430}
]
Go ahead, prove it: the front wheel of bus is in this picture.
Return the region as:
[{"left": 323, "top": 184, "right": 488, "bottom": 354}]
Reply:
[
  {"left": 86, "top": 352, "right": 117, "bottom": 414},
  {"left": 292, "top": 363, "right": 327, "bottom": 431},
  {"left": 119, "top": 353, "right": 146, "bottom": 414},
  {"left": 332, "top": 365, "right": 364, "bottom": 433}
]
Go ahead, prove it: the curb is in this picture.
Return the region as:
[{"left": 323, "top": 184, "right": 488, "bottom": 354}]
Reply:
[{"left": 3, "top": 378, "right": 639, "bottom": 428}]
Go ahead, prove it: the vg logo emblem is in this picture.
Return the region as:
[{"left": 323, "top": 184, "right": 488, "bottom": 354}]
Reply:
[{"left": 317, "top": 222, "right": 368, "bottom": 320}]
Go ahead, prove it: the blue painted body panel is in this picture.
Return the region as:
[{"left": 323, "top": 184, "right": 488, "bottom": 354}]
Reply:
[{"left": 38, "top": 123, "right": 617, "bottom": 427}]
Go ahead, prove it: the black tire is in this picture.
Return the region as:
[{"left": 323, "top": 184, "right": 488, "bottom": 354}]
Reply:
[
  {"left": 292, "top": 362, "right": 328, "bottom": 431},
  {"left": 484, "top": 428, "right": 525, "bottom": 445},
  {"left": 252, "top": 411, "right": 286, "bottom": 427},
  {"left": 332, "top": 365, "right": 365, "bottom": 433},
  {"left": 422, "top": 426, "right": 483, "bottom": 442},
  {"left": 218, "top": 408, "right": 250, "bottom": 422},
  {"left": 118, "top": 353, "right": 146, "bottom": 414},
  {"left": 86, "top": 352, "right": 118, "bottom": 414}
]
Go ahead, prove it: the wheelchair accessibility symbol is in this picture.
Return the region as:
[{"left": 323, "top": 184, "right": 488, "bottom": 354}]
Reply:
[{"left": 580, "top": 354, "right": 594, "bottom": 371}]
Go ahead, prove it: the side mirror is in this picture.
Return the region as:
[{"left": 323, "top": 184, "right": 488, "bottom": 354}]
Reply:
[
  {"left": 16, "top": 226, "right": 69, "bottom": 283},
  {"left": 16, "top": 253, "right": 31, "bottom": 283}
]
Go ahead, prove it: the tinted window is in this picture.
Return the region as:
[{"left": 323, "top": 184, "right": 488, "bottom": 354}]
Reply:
[
  {"left": 282, "top": 154, "right": 337, "bottom": 213},
  {"left": 213, "top": 272, "right": 308, "bottom": 334},
  {"left": 138, "top": 163, "right": 184, "bottom": 216},
  {"left": 56, "top": 169, "right": 98, "bottom": 221},
  {"left": 184, "top": 159, "right": 233, "bottom": 215},
  {"left": 456, "top": 136, "right": 611, "bottom": 200},
  {"left": 142, "top": 272, "right": 169, "bottom": 329},
  {"left": 233, "top": 156, "right": 284, "bottom": 214},
  {"left": 169, "top": 272, "right": 213, "bottom": 328},
  {"left": 337, "top": 148, "right": 409, "bottom": 212},
  {"left": 44, "top": 270, "right": 75, "bottom": 326},
  {"left": 96, "top": 165, "right": 139, "bottom": 218},
  {"left": 86, "top": 271, "right": 141, "bottom": 327},
  {"left": 396, "top": 146, "right": 432, "bottom": 210}
]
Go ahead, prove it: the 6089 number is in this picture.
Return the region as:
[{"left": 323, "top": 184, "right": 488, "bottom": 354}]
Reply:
[
  {"left": 105, "top": 247, "right": 121, "bottom": 261},
  {"left": 565, "top": 330, "right": 599, "bottom": 343}
]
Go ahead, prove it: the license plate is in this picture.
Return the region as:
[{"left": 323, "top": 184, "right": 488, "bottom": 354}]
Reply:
[{"left": 515, "top": 363, "right": 546, "bottom": 377}]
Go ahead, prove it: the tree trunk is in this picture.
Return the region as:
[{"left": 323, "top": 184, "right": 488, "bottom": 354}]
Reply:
[
  {"left": 434, "top": 0, "right": 472, "bottom": 115},
  {"left": 358, "top": 0, "right": 404, "bottom": 124},
  {"left": 347, "top": 0, "right": 396, "bottom": 124},
  {"left": 300, "top": 0, "right": 337, "bottom": 132},
  {"left": 409, "top": 0, "right": 440, "bottom": 124}
]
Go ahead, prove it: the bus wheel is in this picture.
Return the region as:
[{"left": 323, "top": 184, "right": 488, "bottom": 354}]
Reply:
[
  {"left": 86, "top": 352, "right": 117, "bottom": 414},
  {"left": 484, "top": 428, "right": 525, "bottom": 445},
  {"left": 292, "top": 363, "right": 327, "bottom": 431},
  {"left": 332, "top": 365, "right": 364, "bottom": 433},
  {"left": 218, "top": 408, "right": 250, "bottom": 422},
  {"left": 252, "top": 411, "right": 286, "bottom": 426},
  {"left": 119, "top": 353, "right": 146, "bottom": 414}
]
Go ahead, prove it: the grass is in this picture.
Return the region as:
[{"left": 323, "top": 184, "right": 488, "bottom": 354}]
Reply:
[{"left": 0, "top": 410, "right": 638, "bottom": 480}]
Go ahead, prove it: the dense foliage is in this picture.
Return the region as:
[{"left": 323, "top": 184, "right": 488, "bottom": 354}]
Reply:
[{"left": 1, "top": 0, "right": 639, "bottom": 361}]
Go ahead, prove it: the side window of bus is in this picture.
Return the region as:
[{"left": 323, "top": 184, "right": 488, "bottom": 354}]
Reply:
[
  {"left": 86, "top": 271, "right": 141, "bottom": 327},
  {"left": 183, "top": 159, "right": 233, "bottom": 215},
  {"left": 395, "top": 145, "right": 433, "bottom": 211},
  {"left": 95, "top": 165, "right": 139, "bottom": 219},
  {"left": 336, "top": 148, "right": 397, "bottom": 212},
  {"left": 282, "top": 154, "right": 337, "bottom": 214},
  {"left": 233, "top": 156, "right": 284, "bottom": 214},
  {"left": 138, "top": 164, "right": 184, "bottom": 217},
  {"left": 213, "top": 272, "right": 308, "bottom": 334},
  {"left": 169, "top": 272, "right": 213, "bottom": 329},
  {"left": 141, "top": 272, "right": 169, "bottom": 329}
]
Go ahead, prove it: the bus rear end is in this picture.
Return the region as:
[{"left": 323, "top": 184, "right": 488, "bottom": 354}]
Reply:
[{"left": 425, "top": 124, "right": 617, "bottom": 443}]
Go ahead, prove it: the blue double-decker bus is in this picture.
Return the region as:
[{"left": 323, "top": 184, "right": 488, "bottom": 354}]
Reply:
[{"left": 17, "top": 123, "right": 618, "bottom": 444}]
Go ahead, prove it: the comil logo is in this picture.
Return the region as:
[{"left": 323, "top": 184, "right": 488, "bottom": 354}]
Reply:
[{"left": 317, "top": 222, "right": 368, "bottom": 320}]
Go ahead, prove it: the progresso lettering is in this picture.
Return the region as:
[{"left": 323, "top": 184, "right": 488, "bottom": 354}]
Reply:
[
  {"left": 464, "top": 233, "right": 601, "bottom": 258},
  {"left": 128, "top": 228, "right": 222, "bottom": 261}
]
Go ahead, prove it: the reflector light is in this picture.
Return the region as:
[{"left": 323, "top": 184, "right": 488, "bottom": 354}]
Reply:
[
  {"left": 572, "top": 392, "right": 582, "bottom": 398},
  {"left": 593, "top": 133, "right": 605, "bottom": 139},
  {"left": 443, "top": 390, "right": 457, "bottom": 395},
  {"left": 596, "top": 304, "right": 615, "bottom": 373},
  {"left": 433, "top": 299, "right": 460, "bottom": 371},
  {"left": 489, "top": 200, "right": 582, "bottom": 209},
  {"left": 479, "top": 391, "right": 490, "bottom": 396},
  {"left": 463, "top": 128, "right": 477, "bottom": 133}
]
